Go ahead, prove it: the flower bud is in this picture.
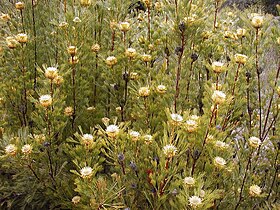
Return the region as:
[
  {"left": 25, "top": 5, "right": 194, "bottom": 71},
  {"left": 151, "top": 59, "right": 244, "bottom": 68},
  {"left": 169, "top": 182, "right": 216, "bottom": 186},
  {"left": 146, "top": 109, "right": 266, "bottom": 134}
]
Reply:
[
  {"left": 277, "top": 37, "right": 280, "bottom": 45},
  {"left": 45, "top": 67, "right": 58, "bottom": 80},
  {"left": 80, "top": 0, "right": 91, "bottom": 6},
  {"left": 53, "top": 75, "right": 64, "bottom": 86},
  {"left": 156, "top": 85, "right": 167, "bottom": 94},
  {"left": 236, "top": 28, "right": 246, "bottom": 37},
  {"left": 64, "top": 106, "right": 74, "bottom": 116},
  {"left": 91, "top": 43, "right": 100, "bottom": 53},
  {"left": 276, "top": 86, "right": 280, "bottom": 96},
  {"left": 73, "top": 17, "right": 82, "bottom": 23},
  {"left": 69, "top": 56, "right": 79, "bottom": 64},
  {"left": 130, "top": 72, "right": 138, "bottom": 80},
  {"left": 105, "top": 56, "right": 117, "bottom": 67},
  {"left": 6, "top": 37, "right": 18, "bottom": 49},
  {"left": 68, "top": 46, "right": 77, "bottom": 56},
  {"left": 0, "top": 14, "right": 11, "bottom": 22},
  {"left": 39, "top": 95, "right": 52, "bottom": 107},
  {"left": 141, "top": 54, "right": 152, "bottom": 62},
  {"left": 125, "top": 48, "right": 137, "bottom": 58},
  {"left": 154, "top": 2, "right": 163, "bottom": 11},
  {"left": 15, "top": 2, "right": 25, "bottom": 10},
  {"left": 72, "top": 196, "right": 81, "bottom": 204}
]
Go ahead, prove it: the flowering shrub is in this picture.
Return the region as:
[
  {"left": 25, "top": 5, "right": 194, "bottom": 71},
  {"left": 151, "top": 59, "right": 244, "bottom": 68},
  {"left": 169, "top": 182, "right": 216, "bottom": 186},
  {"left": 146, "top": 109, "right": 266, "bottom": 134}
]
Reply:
[{"left": 0, "top": 0, "right": 279, "bottom": 209}]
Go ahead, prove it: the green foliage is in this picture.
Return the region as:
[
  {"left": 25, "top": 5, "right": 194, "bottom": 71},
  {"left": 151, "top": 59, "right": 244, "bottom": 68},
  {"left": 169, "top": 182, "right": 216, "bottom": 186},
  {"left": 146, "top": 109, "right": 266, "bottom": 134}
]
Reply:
[{"left": 0, "top": 0, "right": 279, "bottom": 209}]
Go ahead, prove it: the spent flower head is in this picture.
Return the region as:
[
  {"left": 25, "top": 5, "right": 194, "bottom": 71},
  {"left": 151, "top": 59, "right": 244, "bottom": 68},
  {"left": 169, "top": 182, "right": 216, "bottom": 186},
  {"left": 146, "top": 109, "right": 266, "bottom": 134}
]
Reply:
[
  {"left": 184, "top": 177, "right": 195, "bottom": 186},
  {"left": 45, "top": 67, "right": 58, "bottom": 80}
]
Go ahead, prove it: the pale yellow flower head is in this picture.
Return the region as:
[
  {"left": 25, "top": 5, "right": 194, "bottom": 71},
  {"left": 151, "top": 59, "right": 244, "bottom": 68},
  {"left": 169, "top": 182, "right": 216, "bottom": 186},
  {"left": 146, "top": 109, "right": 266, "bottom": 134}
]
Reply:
[
  {"left": 15, "top": 2, "right": 25, "bottom": 10},
  {"left": 119, "top": 22, "right": 130, "bottom": 32},
  {"left": 125, "top": 48, "right": 137, "bottom": 58},
  {"left": 80, "top": 0, "right": 91, "bottom": 6},
  {"left": 185, "top": 119, "right": 198, "bottom": 133}
]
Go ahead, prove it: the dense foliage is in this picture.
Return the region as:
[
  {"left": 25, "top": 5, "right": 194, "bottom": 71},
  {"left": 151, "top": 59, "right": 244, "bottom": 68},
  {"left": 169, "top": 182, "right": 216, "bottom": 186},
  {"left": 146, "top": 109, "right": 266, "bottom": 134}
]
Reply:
[{"left": 0, "top": 0, "right": 279, "bottom": 209}]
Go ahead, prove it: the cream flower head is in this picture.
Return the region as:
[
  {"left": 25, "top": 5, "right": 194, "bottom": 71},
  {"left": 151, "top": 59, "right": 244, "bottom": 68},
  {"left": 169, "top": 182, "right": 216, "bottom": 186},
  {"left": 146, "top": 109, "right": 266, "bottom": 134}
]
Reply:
[
  {"left": 105, "top": 56, "right": 117, "bottom": 67},
  {"left": 184, "top": 177, "right": 195, "bottom": 186},
  {"left": 80, "top": 166, "right": 93, "bottom": 179},
  {"left": 212, "top": 90, "right": 226, "bottom": 104},
  {"left": 45, "top": 67, "right": 58, "bottom": 80},
  {"left": 72, "top": 195, "right": 81, "bottom": 204},
  {"left": 106, "top": 125, "right": 119, "bottom": 138},
  {"left": 248, "top": 136, "right": 261, "bottom": 148},
  {"left": 125, "top": 48, "right": 137, "bottom": 58},
  {"left": 235, "top": 54, "right": 248, "bottom": 64},
  {"left": 212, "top": 61, "right": 224, "bottom": 73},
  {"left": 82, "top": 134, "right": 94, "bottom": 146},
  {"left": 39, "top": 95, "right": 52, "bottom": 107},
  {"left": 214, "top": 156, "right": 226, "bottom": 168},
  {"left": 163, "top": 144, "right": 177, "bottom": 158},
  {"left": 129, "top": 131, "right": 140, "bottom": 141},
  {"left": 21, "top": 144, "right": 32, "bottom": 155},
  {"left": 189, "top": 196, "right": 202, "bottom": 208},
  {"left": 251, "top": 15, "right": 264, "bottom": 28},
  {"left": 185, "top": 119, "right": 198, "bottom": 133},
  {"left": 249, "top": 185, "right": 262, "bottom": 196},
  {"left": 156, "top": 85, "right": 167, "bottom": 94},
  {"left": 5, "top": 144, "right": 17, "bottom": 156},
  {"left": 139, "top": 87, "right": 150, "bottom": 97}
]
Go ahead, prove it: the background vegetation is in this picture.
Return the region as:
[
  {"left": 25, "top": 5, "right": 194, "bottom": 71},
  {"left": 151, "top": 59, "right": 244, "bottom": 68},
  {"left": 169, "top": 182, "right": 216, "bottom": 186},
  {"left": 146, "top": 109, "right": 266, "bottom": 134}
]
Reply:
[{"left": 0, "top": 0, "right": 279, "bottom": 209}]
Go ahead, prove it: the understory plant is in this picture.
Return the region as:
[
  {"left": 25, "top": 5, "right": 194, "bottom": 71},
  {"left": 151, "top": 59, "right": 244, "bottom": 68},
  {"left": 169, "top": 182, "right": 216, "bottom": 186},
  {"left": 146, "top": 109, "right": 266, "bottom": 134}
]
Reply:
[{"left": 0, "top": 0, "right": 279, "bottom": 209}]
